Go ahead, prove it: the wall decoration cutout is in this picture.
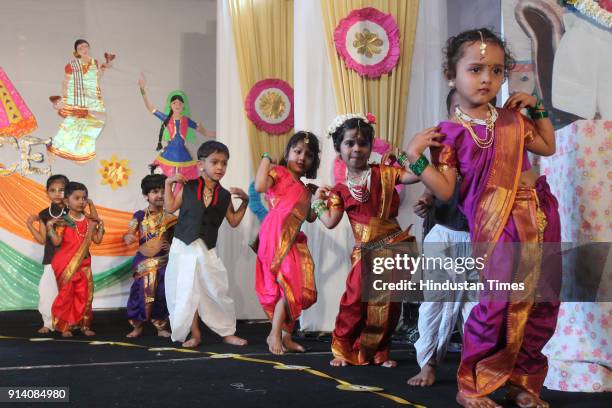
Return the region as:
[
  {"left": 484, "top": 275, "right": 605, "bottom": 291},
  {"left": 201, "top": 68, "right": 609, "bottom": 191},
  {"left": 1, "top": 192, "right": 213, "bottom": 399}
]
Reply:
[
  {"left": 0, "top": 67, "right": 38, "bottom": 138},
  {"left": 244, "top": 79, "right": 294, "bottom": 134},
  {"left": 99, "top": 154, "right": 132, "bottom": 190},
  {"left": 333, "top": 7, "right": 400, "bottom": 78}
]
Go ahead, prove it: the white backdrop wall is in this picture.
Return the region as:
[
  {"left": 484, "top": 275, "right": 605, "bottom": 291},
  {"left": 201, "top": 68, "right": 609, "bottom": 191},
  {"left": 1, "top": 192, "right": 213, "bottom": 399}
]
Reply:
[{"left": 0, "top": 0, "right": 217, "bottom": 309}]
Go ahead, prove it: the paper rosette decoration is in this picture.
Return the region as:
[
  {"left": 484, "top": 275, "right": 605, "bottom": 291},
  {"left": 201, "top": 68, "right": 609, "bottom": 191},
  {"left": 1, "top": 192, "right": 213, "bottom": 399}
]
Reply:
[
  {"left": 333, "top": 7, "right": 400, "bottom": 78},
  {"left": 99, "top": 155, "right": 132, "bottom": 190},
  {"left": 0, "top": 67, "right": 38, "bottom": 138},
  {"left": 333, "top": 138, "right": 404, "bottom": 192},
  {"left": 244, "top": 79, "right": 294, "bottom": 134}
]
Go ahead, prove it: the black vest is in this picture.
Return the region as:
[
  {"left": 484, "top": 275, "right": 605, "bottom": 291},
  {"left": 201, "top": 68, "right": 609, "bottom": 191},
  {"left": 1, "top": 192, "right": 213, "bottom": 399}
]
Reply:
[{"left": 173, "top": 179, "right": 231, "bottom": 249}]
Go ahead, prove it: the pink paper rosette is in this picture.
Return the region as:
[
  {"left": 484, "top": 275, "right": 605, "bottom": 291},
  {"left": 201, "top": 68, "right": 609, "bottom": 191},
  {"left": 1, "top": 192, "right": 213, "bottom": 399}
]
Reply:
[
  {"left": 333, "top": 7, "right": 400, "bottom": 78},
  {"left": 244, "top": 78, "right": 294, "bottom": 134}
]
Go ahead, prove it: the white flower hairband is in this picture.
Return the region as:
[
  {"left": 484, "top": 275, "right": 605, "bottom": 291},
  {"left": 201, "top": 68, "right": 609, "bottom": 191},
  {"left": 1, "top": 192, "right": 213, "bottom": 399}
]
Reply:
[{"left": 326, "top": 112, "right": 377, "bottom": 138}]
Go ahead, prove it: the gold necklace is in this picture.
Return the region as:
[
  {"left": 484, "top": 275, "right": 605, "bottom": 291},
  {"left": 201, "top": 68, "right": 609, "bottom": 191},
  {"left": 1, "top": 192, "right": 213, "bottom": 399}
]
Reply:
[
  {"left": 144, "top": 208, "right": 165, "bottom": 240},
  {"left": 455, "top": 104, "right": 497, "bottom": 149}
]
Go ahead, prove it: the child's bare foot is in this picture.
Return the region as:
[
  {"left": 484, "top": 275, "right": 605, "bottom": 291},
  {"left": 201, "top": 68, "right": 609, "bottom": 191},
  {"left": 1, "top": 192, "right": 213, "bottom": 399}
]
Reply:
[
  {"left": 182, "top": 337, "right": 201, "bottom": 348},
  {"left": 506, "top": 385, "right": 549, "bottom": 408},
  {"left": 282, "top": 334, "right": 305, "bottom": 353},
  {"left": 267, "top": 335, "right": 284, "bottom": 354},
  {"left": 126, "top": 326, "right": 143, "bottom": 338},
  {"left": 61, "top": 331, "right": 73, "bottom": 337},
  {"left": 223, "top": 335, "right": 248, "bottom": 346},
  {"left": 82, "top": 329, "right": 95, "bottom": 337},
  {"left": 407, "top": 364, "right": 436, "bottom": 386},
  {"left": 381, "top": 359, "right": 397, "bottom": 368},
  {"left": 37, "top": 326, "right": 51, "bottom": 334},
  {"left": 157, "top": 329, "right": 171, "bottom": 338},
  {"left": 456, "top": 391, "right": 501, "bottom": 408},
  {"left": 330, "top": 357, "right": 348, "bottom": 367}
]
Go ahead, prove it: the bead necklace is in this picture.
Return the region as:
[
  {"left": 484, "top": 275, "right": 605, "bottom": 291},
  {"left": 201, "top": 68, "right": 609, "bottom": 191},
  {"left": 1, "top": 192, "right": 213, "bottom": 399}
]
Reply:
[
  {"left": 346, "top": 167, "right": 371, "bottom": 203},
  {"left": 454, "top": 103, "right": 498, "bottom": 149},
  {"left": 48, "top": 204, "right": 65, "bottom": 219},
  {"left": 143, "top": 208, "right": 166, "bottom": 241},
  {"left": 71, "top": 214, "right": 89, "bottom": 239}
]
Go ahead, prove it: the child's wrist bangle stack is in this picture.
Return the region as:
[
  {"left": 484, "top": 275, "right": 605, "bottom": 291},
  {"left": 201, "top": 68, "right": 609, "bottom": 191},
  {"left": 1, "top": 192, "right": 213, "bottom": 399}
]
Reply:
[
  {"left": 311, "top": 199, "right": 328, "bottom": 218},
  {"left": 261, "top": 153, "right": 272, "bottom": 162},
  {"left": 409, "top": 154, "right": 429, "bottom": 176},
  {"left": 397, "top": 151, "right": 409, "bottom": 167}
]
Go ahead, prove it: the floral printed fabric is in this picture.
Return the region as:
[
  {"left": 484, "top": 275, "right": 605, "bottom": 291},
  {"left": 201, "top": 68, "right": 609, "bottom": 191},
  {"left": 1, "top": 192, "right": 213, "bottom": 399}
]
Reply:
[{"left": 540, "top": 120, "right": 612, "bottom": 392}]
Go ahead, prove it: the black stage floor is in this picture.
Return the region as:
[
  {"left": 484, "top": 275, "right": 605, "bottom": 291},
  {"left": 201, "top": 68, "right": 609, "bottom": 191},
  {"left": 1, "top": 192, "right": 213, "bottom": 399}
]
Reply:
[{"left": 0, "top": 310, "right": 610, "bottom": 407}]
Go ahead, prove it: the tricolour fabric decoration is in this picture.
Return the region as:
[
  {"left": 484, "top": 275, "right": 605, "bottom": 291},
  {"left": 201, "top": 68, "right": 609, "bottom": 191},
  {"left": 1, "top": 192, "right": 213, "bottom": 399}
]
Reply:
[
  {"left": 0, "top": 173, "right": 137, "bottom": 256},
  {"left": 0, "top": 239, "right": 133, "bottom": 311},
  {"left": 244, "top": 79, "right": 294, "bottom": 135},
  {"left": 333, "top": 7, "right": 400, "bottom": 78}
]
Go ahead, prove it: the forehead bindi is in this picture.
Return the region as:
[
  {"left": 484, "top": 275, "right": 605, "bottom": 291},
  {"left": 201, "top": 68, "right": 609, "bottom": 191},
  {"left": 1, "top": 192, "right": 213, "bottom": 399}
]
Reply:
[{"left": 460, "top": 41, "right": 505, "bottom": 66}]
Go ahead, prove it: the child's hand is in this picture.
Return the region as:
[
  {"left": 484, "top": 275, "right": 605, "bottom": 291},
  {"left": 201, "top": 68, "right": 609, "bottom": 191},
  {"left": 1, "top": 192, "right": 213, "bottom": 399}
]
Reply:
[
  {"left": 138, "top": 73, "right": 146, "bottom": 89},
  {"left": 413, "top": 194, "right": 433, "bottom": 218},
  {"left": 27, "top": 214, "right": 39, "bottom": 226},
  {"left": 229, "top": 187, "right": 249, "bottom": 202},
  {"left": 504, "top": 92, "right": 538, "bottom": 110},
  {"left": 167, "top": 174, "right": 187, "bottom": 185},
  {"left": 123, "top": 233, "right": 137, "bottom": 245},
  {"left": 406, "top": 127, "right": 444, "bottom": 162},
  {"left": 46, "top": 218, "right": 60, "bottom": 229},
  {"left": 160, "top": 240, "right": 170, "bottom": 251},
  {"left": 314, "top": 185, "right": 332, "bottom": 201}
]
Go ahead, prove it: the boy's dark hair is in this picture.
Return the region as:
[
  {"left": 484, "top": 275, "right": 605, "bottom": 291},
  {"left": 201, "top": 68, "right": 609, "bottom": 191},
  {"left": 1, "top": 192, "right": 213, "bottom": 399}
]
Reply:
[
  {"left": 141, "top": 174, "right": 167, "bottom": 195},
  {"left": 278, "top": 131, "right": 321, "bottom": 179},
  {"left": 443, "top": 28, "right": 515, "bottom": 80},
  {"left": 64, "top": 181, "right": 88, "bottom": 198},
  {"left": 46, "top": 174, "right": 69, "bottom": 190},
  {"left": 331, "top": 118, "right": 374, "bottom": 153},
  {"left": 197, "top": 140, "right": 230, "bottom": 160}
]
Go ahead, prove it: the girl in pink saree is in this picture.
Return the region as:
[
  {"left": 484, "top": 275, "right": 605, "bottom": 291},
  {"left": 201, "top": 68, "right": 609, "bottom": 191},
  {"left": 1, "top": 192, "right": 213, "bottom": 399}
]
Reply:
[{"left": 254, "top": 132, "right": 320, "bottom": 355}]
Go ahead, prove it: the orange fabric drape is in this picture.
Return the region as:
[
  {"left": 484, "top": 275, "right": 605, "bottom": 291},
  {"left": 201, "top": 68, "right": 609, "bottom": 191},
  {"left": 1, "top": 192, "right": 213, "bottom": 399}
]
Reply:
[{"left": 0, "top": 173, "right": 137, "bottom": 255}]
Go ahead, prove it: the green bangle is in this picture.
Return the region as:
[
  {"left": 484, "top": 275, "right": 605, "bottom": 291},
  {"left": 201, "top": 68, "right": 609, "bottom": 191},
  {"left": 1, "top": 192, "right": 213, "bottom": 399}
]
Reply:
[
  {"left": 140, "top": 87, "right": 145, "bottom": 96},
  {"left": 408, "top": 154, "right": 429, "bottom": 176},
  {"left": 529, "top": 109, "right": 549, "bottom": 120},
  {"left": 311, "top": 199, "right": 328, "bottom": 218},
  {"left": 261, "top": 153, "right": 272, "bottom": 162},
  {"left": 397, "top": 151, "right": 409, "bottom": 167}
]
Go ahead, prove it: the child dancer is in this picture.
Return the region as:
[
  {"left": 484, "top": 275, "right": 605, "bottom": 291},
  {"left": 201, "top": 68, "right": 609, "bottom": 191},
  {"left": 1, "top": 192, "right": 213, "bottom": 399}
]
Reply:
[
  {"left": 48, "top": 182, "right": 104, "bottom": 337},
  {"left": 406, "top": 28, "right": 560, "bottom": 408},
  {"left": 164, "top": 141, "right": 249, "bottom": 348},
  {"left": 138, "top": 75, "right": 215, "bottom": 181},
  {"left": 26, "top": 175, "right": 69, "bottom": 333},
  {"left": 407, "top": 89, "right": 477, "bottom": 387},
  {"left": 124, "top": 172, "right": 177, "bottom": 338},
  {"left": 314, "top": 113, "right": 420, "bottom": 367},
  {"left": 254, "top": 131, "right": 320, "bottom": 355}
]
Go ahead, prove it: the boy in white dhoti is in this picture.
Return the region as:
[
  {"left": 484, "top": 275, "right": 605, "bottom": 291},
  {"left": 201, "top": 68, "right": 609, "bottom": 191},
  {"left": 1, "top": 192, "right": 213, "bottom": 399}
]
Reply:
[
  {"left": 163, "top": 141, "right": 249, "bottom": 348},
  {"left": 407, "top": 89, "right": 478, "bottom": 387}
]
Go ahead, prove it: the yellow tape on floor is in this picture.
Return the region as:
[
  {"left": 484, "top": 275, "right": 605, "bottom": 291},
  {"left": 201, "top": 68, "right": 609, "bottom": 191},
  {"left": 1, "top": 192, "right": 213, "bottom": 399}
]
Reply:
[{"left": 0, "top": 335, "right": 426, "bottom": 407}]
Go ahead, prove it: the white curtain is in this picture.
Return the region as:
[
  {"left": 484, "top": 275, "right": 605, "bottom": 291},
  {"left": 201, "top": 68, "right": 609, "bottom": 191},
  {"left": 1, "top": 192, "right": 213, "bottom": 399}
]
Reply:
[
  {"left": 295, "top": 0, "right": 448, "bottom": 331},
  {"left": 294, "top": 0, "right": 355, "bottom": 332},
  {"left": 215, "top": 0, "right": 265, "bottom": 319}
]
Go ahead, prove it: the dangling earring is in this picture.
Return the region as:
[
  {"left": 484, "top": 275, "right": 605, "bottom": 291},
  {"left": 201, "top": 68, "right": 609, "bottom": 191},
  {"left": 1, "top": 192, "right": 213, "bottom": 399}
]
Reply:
[
  {"left": 73, "top": 51, "right": 80, "bottom": 58},
  {"left": 448, "top": 80, "right": 455, "bottom": 88}
]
